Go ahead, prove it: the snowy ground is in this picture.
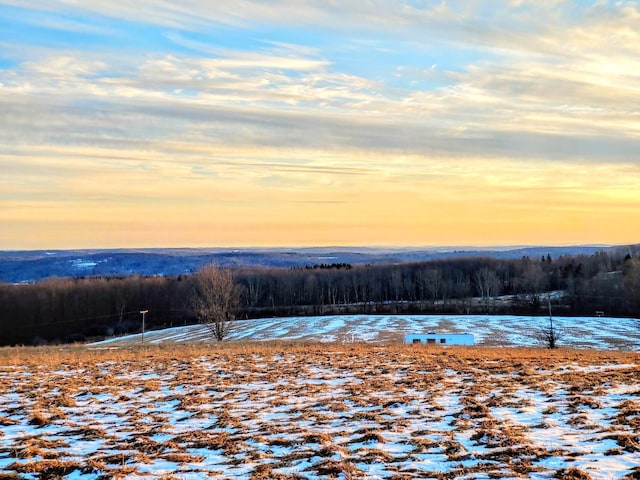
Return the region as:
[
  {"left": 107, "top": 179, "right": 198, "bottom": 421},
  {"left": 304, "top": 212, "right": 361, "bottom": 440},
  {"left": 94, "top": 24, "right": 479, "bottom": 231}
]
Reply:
[
  {"left": 92, "top": 314, "right": 640, "bottom": 350},
  {"left": 1, "top": 344, "right": 639, "bottom": 479}
]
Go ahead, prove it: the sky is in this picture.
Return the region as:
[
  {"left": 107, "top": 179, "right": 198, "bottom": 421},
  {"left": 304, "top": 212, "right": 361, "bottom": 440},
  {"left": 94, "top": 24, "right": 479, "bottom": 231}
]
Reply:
[{"left": 1, "top": 1, "right": 639, "bottom": 250}]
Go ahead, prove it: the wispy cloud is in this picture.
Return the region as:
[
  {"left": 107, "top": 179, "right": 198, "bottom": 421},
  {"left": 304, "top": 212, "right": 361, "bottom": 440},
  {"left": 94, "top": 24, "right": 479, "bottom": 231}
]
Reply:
[{"left": 1, "top": 1, "right": 639, "bottom": 248}]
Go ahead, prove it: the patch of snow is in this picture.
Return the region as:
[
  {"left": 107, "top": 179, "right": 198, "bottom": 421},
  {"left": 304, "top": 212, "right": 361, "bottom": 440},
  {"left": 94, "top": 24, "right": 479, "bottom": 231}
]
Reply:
[{"left": 89, "top": 314, "right": 640, "bottom": 351}]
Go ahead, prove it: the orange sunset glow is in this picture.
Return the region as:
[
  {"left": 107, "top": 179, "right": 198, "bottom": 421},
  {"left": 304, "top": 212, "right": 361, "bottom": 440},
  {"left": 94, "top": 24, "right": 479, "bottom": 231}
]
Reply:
[{"left": 1, "top": 2, "right": 639, "bottom": 249}]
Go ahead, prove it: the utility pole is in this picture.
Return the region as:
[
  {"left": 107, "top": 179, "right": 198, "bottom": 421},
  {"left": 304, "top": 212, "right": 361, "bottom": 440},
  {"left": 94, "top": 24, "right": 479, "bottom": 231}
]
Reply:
[
  {"left": 140, "top": 310, "right": 148, "bottom": 343},
  {"left": 547, "top": 295, "right": 555, "bottom": 349}
]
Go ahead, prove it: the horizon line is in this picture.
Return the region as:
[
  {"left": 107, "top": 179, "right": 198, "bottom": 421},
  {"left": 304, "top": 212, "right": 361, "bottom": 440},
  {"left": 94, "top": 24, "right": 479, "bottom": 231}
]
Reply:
[{"left": 1, "top": 242, "right": 633, "bottom": 254}]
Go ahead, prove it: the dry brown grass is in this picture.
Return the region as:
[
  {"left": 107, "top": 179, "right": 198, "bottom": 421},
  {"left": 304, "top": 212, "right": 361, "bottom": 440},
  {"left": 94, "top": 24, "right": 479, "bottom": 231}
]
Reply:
[
  {"left": 7, "top": 459, "right": 83, "bottom": 476},
  {"left": 1, "top": 342, "right": 639, "bottom": 479},
  {"left": 554, "top": 467, "right": 593, "bottom": 480},
  {"left": 603, "top": 433, "right": 640, "bottom": 452},
  {"left": 1, "top": 341, "right": 637, "bottom": 367}
]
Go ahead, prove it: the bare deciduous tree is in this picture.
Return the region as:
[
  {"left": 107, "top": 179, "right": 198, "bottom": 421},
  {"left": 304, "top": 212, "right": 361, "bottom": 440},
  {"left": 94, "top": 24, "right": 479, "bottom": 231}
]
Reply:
[
  {"left": 474, "top": 267, "right": 501, "bottom": 313},
  {"left": 191, "top": 264, "right": 243, "bottom": 341},
  {"left": 535, "top": 295, "right": 564, "bottom": 349},
  {"left": 519, "top": 261, "right": 547, "bottom": 304}
]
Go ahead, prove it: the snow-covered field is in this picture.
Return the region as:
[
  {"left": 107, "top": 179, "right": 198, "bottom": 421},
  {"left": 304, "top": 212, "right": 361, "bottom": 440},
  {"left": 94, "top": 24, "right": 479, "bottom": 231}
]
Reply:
[
  {"left": 1, "top": 344, "right": 639, "bottom": 479},
  {"left": 93, "top": 314, "right": 640, "bottom": 350}
]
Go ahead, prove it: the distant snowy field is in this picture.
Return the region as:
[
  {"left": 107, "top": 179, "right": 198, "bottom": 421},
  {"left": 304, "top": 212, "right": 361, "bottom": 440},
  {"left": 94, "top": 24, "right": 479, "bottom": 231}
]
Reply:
[{"left": 92, "top": 315, "right": 640, "bottom": 350}]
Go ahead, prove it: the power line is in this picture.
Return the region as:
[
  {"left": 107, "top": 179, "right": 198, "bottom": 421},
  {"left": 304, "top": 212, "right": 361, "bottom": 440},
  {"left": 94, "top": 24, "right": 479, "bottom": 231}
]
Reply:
[{"left": 10, "top": 308, "right": 192, "bottom": 330}]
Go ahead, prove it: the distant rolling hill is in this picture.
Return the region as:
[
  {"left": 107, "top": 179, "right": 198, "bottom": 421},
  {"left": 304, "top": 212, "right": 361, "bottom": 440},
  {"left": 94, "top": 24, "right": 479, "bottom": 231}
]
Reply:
[{"left": 0, "top": 244, "right": 628, "bottom": 283}]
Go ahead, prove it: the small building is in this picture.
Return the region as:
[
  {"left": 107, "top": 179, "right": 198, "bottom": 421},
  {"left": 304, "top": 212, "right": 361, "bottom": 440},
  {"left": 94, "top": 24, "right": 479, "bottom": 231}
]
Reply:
[{"left": 405, "top": 332, "right": 474, "bottom": 346}]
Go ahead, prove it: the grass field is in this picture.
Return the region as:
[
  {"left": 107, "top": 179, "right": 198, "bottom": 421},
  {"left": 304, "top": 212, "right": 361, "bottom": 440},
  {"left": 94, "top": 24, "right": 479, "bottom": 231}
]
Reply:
[
  {"left": 91, "top": 314, "right": 640, "bottom": 350},
  {"left": 1, "top": 343, "right": 639, "bottom": 479}
]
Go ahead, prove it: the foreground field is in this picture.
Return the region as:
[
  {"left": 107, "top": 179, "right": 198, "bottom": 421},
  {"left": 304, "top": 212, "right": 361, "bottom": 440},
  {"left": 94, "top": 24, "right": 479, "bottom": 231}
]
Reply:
[{"left": 1, "top": 344, "right": 640, "bottom": 479}]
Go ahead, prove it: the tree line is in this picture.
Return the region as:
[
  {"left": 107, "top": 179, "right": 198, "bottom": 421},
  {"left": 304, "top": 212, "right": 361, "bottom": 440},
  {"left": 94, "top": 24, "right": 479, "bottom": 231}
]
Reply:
[{"left": 1, "top": 247, "right": 639, "bottom": 345}]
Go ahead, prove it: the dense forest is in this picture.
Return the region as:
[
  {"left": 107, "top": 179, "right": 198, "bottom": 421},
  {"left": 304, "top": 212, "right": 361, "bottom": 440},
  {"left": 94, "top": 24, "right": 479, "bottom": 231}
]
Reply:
[{"left": 1, "top": 246, "right": 639, "bottom": 345}]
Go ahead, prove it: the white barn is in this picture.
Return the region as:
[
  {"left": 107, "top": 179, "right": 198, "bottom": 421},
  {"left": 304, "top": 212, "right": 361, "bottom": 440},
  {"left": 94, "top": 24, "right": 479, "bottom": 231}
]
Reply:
[{"left": 405, "top": 332, "right": 474, "bottom": 346}]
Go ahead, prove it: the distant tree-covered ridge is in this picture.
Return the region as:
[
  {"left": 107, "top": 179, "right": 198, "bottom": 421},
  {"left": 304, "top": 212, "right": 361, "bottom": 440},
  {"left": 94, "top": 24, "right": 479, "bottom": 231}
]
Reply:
[{"left": 1, "top": 245, "right": 639, "bottom": 346}]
